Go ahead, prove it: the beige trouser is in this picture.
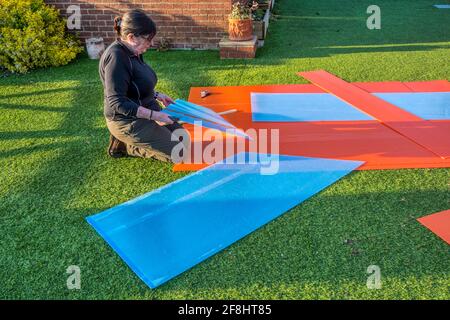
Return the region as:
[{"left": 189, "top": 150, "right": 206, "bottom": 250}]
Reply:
[{"left": 106, "top": 118, "right": 190, "bottom": 163}]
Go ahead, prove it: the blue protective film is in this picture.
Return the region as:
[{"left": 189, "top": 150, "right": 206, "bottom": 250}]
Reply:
[
  {"left": 374, "top": 92, "right": 450, "bottom": 120},
  {"left": 86, "top": 153, "right": 363, "bottom": 289},
  {"left": 166, "top": 100, "right": 234, "bottom": 129},
  {"left": 250, "top": 93, "right": 374, "bottom": 122},
  {"left": 174, "top": 99, "right": 232, "bottom": 126},
  {"left": 434, "top": 4, "right": 450, "bottom": 8},
  {"left": 162, "top": 108, "right": 251, "bottom": 140}
]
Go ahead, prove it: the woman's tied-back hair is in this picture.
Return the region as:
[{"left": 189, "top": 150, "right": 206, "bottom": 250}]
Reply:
[{"left": 113, "top": 9, "right": 157, "bottom": 39}]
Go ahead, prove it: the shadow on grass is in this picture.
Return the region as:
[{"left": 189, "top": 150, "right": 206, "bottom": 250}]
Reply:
[
  {"left": 0, "top": 64, "right": 114, "bottom": 298},
  {"left": 0, "top": 128, "right": 104, "bottom": 141},
  {"left": 147, "top": 185, "right": 449, "bottom": 298},
  {"left": 0, "top": 103, "right": 69, "bottom": 113},
  {"left": 256, "top": 0, "right": 450, "bottom": 61}
]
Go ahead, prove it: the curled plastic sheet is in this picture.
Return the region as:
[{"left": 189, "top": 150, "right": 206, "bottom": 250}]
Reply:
[
  {"left": 86, "top": 153, "right": 363, "bottom": 289},
  {"left": 172, "top": 99, "right": 233, "bottom": 127},
  {"left": 162, "top": 99, "right": 251, "bottom": 140}
]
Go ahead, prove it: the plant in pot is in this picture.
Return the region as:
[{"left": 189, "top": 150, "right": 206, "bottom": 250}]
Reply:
[{"left": 228, "top": 1, "right": 258, "bottom": 41}]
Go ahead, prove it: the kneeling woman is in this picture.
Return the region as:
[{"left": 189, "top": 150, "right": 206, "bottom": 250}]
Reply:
[{"left": 100, "top": 9, "right": 189, "bottom": 162}]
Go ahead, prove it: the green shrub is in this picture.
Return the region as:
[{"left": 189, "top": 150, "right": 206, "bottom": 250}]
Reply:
[{"left": 0, "top": 0, "right": 83, "bottom": 73}]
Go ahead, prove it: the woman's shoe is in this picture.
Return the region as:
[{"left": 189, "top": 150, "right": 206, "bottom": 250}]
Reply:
[{"left": 107, "top": 134, "right": 128, "bottom": 158}]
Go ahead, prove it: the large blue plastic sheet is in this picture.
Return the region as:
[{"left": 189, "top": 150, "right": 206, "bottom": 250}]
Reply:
[
  {"left": 250, "top": 93, "right": 374, "bottom": 122},
  {"left": 374, "top": 92, "right": 450, "bottom": 120},
  {"left": 434, "top": 4, "right": 450, "bottom": 8},
  {"left": 86, "top": 153, "right": 363, "bottom": 289}
]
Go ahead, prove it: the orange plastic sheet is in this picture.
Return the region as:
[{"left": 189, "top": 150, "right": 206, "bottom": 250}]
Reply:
[
  {"left": 404, "top": 80, "right": 450, "bottom": 92},
  {"left": 299, "top": 71, "right": 450, "bottom": 159},
  {"left": 353, "top": 81, "right": 412, "bottom": 93},
  {"left": 174, "top": 80, "right": 450, "bottom": 171},
  {"left": 417, "top": 209, "right": 450, "bottom": 245},
  {"left": 299, "top": 71, "right": 423, "bottom": 122}
]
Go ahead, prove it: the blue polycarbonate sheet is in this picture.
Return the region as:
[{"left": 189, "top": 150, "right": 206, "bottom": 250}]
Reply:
[
  {"left": 175, "top": 100, "right": 232, "bottom": 126},
  {"left": 251, "top": 93, "right": 374, "bottom": 122},
  {"left": 162, "top": 108, "right": 251, "bottom": 140},
  {"left": 434, "top": 4, "right": 450, "bottom": 8},
  {"left": 86, "top": 153, "right": 363, "bottom": 289},
  {"left": 374, "top": 92, "right": 450, "bottom": 120},
  {"left": 166, "top": 100, "right": 234, "bottom": 128}
]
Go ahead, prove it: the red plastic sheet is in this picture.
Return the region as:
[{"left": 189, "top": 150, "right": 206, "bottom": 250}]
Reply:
[
  {"left": 299, "top": 71, "right": 450, "bottom": 159},
  {"left": 417, "top": 209, "right": 450, "bottom": 245},
  {"left": 174, "top": 80, "right": 450, "bottom": 171},
  {"left": 404, "top": 80, "right": 450, "bottom": 92}
]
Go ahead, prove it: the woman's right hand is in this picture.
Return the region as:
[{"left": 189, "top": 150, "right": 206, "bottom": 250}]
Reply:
[{"left": 152, "top": 111, "right": 174, "bottom": 125}]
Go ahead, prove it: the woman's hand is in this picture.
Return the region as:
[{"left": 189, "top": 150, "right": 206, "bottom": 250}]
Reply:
[
  {"left": 151, "top": 111, "right": 174, "bottom": 125},
  {"left": 155, "top": 92, "right": 175, "bottom": 107}
]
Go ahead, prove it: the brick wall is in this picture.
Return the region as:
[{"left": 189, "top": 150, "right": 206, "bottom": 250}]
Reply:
[{"left": 44, "top": 0, "right": 233, "bottom": 49}]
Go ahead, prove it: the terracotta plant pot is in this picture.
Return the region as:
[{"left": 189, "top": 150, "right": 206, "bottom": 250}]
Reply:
[
  {"left": 228, "top": 18, "right": 254, "bottom": 41},
  {"left": 86, "top": 37, "right": 105, "bottom": 59}
]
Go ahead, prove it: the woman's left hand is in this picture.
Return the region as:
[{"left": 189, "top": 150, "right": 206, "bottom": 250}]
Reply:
[{"left": 156, "top": 92, "right": 175, "bottom": 107}]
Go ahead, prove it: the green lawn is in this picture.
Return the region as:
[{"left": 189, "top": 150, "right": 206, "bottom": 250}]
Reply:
[{"left": 0, "top": 0, "right": 449, "bottom": 299}]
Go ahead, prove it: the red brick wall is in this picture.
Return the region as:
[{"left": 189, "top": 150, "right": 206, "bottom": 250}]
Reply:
[{"left": 44, "top": 0, "right": 233, "bottom": 49}]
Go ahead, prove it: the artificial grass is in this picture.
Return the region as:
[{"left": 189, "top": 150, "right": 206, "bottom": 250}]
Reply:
[{"left": 0, "top": 0, "right": 449, "bottom": 299}]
